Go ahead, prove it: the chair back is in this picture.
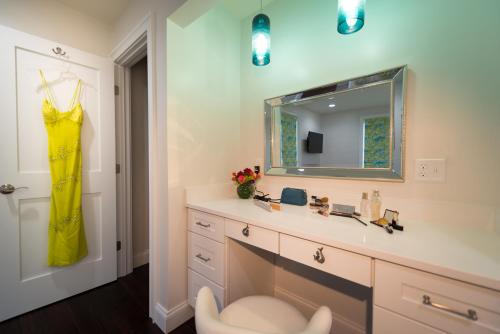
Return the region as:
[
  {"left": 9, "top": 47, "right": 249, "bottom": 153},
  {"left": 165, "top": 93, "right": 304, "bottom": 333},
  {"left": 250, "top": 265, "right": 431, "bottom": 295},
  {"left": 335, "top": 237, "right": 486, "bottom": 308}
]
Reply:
[{"left": 195, "top": 287, "right": 332, "bottom": 334}]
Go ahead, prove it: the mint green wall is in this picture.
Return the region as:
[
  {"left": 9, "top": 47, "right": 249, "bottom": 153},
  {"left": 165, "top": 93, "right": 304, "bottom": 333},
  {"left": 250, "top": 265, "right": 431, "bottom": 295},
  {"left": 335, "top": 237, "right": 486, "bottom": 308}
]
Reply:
[
  {"left": 166, "top": 4, "right": 241, "bottom": 309},
  {"left": 240, "top": 0, "right": 500, "bottom": 210}
]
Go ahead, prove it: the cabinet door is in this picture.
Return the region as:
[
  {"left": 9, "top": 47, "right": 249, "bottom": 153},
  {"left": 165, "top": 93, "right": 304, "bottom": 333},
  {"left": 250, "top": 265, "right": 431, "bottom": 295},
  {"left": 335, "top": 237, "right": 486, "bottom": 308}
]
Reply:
[
  {"left": 280, "top": 234, "right": 372, "bottom": 287},
  {"left": 375, "top": 260, "right": 500, "bottom": 334},
  {"left": 374, "top": 306, "right": 445, "bottom": 334},
  {"left": 188, "top": 269, "right": 225, "bottom": 311},
  {"left": 225, "top": 219, "right": 279, "bottom": 254},
  {"left": 188, "top": 209, "right": 225, "bottom": 242},
  {"left": 188, "top": 232, "right": 225, "bottom": 285}
]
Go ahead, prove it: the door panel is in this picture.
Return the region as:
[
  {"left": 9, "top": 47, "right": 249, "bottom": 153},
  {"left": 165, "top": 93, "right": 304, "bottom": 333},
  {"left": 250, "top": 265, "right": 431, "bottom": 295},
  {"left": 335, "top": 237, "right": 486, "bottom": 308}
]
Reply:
[{"left": 0, "top": 24, "right": 116, "bottom": 322}]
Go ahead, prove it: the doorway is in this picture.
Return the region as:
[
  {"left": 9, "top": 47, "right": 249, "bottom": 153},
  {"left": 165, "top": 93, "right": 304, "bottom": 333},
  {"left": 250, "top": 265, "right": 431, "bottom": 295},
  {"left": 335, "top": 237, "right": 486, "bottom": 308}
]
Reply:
[
  {"left": 113, "top": 20, "right": 155, "bottom": 320},
  {"left": 130, "top": 57, "right": 149, "bottom": 269},
  {"left": 115, "top": 49, "right": 150, "bottom": 277}
]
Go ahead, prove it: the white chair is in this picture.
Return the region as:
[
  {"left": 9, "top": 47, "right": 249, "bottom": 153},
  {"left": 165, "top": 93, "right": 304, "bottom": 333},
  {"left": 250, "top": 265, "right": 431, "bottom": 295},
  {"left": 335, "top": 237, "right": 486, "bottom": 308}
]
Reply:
[{"left": 195, "top": 287, "right": 332, "bottom": 334}]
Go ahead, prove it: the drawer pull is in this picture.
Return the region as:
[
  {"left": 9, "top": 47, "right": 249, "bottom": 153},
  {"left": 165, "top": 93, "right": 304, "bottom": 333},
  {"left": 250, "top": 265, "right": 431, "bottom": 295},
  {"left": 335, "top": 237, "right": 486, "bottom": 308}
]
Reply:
[
  {"left": 195, "top": 253, "right": 211, "bottom": 262},
  {"left": 422, "top": 295, "right": 478, "bottom": 321},
  {"left": 242, "top": 225, "right": 250, "bottom": 237},
  {"left": 313, "top": 247, "right": 325, "bottom": 264},
  {"left": 196, "top": 221, "right": 211, "bottom": 228}
]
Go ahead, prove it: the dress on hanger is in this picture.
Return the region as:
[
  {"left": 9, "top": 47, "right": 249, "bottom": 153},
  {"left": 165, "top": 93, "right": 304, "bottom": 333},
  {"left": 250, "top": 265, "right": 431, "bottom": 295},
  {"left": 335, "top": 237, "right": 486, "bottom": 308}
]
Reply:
[{"left": 39, "top": 70, "right": 88, "bottom": 266}]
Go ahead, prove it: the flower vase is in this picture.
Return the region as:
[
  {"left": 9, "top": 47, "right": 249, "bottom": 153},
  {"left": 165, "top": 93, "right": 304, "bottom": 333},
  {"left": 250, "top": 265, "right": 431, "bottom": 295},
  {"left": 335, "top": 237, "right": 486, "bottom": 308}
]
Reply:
[{"left": 237, "top": 182, "right": 255, "bottom": 199}]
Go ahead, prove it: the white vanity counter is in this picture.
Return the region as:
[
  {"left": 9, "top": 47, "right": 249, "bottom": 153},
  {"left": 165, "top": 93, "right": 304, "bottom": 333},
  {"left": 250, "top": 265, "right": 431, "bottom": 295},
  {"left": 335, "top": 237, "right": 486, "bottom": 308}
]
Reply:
[{"left": 187, "top": 198, "right": 500, "bottom": 291}]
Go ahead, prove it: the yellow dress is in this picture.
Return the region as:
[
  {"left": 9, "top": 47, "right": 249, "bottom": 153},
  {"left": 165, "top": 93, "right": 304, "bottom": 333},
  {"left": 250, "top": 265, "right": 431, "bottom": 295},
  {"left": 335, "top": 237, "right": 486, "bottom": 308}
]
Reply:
[{"left": 39, "top": 70, "right": 88, "bottom": 266}]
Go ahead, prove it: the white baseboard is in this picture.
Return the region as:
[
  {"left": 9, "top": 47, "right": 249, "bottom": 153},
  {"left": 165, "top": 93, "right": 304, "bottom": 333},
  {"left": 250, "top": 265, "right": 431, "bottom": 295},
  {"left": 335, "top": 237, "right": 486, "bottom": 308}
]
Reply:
[
  {"left": 153, "top": 302, "right": 168, "bottom": 333},
  {"left": 133, "top": 249, "right": 149, "bottom": 268},
  {"left": 274, "top": 286, "right": 365, "bottom": 334},
  {"left": 165, "top": 301, "right": 194, "bottom": 333}
]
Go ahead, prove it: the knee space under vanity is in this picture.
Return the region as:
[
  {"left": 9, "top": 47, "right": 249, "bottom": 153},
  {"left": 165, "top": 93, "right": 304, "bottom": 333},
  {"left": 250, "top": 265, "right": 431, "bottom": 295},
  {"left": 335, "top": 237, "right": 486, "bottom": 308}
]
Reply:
[{"left": 226, "top": 238, "right": 372, "bottom": 334}]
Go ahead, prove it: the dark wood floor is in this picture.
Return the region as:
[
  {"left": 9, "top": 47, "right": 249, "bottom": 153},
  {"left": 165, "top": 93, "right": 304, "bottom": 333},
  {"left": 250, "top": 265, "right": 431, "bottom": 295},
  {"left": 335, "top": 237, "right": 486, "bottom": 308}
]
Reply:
[{"left": 0, "top": 264, "right": 197, "bottom": 334}]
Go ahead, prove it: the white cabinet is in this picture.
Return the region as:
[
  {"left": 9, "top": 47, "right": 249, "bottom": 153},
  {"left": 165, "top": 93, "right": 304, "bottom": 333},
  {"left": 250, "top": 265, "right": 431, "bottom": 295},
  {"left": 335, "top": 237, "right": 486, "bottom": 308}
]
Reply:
[
  {"left": 188, "top": 269, "right": 225, "bottom": 311},
  {"left": 279, "top": 234, "right": 372, "bottom": 287},
  {"left": 374, "top": 260, "right": 500, "bottom": 334},
  {"left": 188, "top": 232, "right": 225, "bottom": 286},
  {"left": 225, "top": 219, "right": 279, "bottom": 254},
  {"left": 373, "top": 306, "right": 445, "bottom": 334},
  {"left": 187, "top": 205, "right": 500, "bottom": 334},
  {"left": 187, "top": 209, "right": 227, "bottom": 310},
  {"left": 188, "top": 209, "right": 225, "bottom": 243}
]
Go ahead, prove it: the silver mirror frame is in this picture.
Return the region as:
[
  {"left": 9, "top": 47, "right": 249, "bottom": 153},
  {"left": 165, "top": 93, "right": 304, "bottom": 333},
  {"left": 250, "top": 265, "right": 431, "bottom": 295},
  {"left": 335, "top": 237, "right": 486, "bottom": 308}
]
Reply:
[{"left": 264, "top": 66, "right": 407, "bottom": 182}]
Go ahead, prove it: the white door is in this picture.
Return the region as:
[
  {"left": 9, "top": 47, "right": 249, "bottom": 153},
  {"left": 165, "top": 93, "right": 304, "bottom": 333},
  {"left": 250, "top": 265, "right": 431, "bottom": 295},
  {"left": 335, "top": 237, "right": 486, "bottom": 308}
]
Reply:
[{"left": 0, "top": 25, "right": 116, "bottom": 321}]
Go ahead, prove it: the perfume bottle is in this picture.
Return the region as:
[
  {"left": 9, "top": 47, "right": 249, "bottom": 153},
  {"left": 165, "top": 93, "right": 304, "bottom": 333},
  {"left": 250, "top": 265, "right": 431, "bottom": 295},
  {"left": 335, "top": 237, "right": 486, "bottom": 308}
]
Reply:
[
  {"left": 370, "top": 190, "right": 382, "bottom": 221},
  {"left": 360, "top": 192, "right": 369, "bottom": 218}
]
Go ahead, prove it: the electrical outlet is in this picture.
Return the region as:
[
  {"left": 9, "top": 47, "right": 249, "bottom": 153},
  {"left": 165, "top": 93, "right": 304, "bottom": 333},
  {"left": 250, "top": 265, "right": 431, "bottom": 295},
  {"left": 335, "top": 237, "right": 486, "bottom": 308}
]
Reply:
[{"left": 415, "top": 159, "right": 446, "bottom": 182}]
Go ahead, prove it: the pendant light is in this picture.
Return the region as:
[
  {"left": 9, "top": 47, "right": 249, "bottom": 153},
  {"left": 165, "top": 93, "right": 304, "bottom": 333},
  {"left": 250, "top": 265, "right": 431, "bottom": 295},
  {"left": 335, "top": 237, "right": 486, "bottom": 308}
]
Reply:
[
  {"left": 337, "top": 0, "right": 366, "bottom": 35},
  {"left": 252, "top": 0, "right": 271, "bottom": 66}
]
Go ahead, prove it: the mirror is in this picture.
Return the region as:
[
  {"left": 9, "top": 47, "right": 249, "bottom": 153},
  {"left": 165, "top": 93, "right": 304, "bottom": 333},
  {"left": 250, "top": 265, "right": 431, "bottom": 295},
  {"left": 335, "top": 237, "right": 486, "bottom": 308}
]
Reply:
[{"left": 265, "top": 66, "right": 406, "bottom": 181}]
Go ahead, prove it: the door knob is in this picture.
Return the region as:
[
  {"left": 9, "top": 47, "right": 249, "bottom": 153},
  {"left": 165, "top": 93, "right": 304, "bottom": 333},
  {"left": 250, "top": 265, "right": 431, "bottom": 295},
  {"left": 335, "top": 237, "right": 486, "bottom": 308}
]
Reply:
[{"left": 0, "top": 184, "right": 28, "bottom": 195}]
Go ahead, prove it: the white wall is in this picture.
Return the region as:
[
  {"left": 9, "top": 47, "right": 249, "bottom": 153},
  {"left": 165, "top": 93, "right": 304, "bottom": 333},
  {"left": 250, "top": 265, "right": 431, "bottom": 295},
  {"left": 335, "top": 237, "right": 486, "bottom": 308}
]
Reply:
[
  {"left": 240, "top": 0, "right": 500, "bottom": 229},
  {"left": 0, "top": 0, "right": 113, "bottom": 56},
  {"left": 131, "top": 57, "right": 150, "bottom": 268},
  {"left": 319, "top": 107, "right": 389, "bottom": 168},
  {"left": 320, "top": 109, "right": 362, "bottom": 168},
  {"left": 282, "top": 106, "right": 322, "bottom": 166},
  {"left": 166, "top": 1, "right": 241, "bottom": 312}
]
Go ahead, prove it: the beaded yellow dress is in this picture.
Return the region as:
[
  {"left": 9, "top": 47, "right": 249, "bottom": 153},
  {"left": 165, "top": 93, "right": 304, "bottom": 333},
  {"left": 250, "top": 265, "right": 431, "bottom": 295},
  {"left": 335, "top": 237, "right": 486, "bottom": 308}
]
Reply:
[{"left": 39, "top": 70, "right": 88, "bottom": 266}]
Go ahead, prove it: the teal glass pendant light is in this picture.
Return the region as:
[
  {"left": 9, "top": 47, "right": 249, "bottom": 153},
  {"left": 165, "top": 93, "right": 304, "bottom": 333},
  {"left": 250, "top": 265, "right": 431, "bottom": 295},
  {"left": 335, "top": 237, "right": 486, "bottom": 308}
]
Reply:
[
  {"left": 337, "top": 0, "right": 366, "bottom": 34},
  {"left": 252, "top": 0, "right": 271, "bottom": 66}
]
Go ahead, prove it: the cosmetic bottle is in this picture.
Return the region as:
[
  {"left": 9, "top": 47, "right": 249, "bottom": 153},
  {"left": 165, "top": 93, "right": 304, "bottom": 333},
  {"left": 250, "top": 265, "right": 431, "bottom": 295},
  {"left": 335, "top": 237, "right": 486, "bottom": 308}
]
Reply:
[
  {"left": 360, "top": 192, "right": 369, "bottom": 218},
  {"left": 370, "top": 190, "right": 382, "bottom": 221}
]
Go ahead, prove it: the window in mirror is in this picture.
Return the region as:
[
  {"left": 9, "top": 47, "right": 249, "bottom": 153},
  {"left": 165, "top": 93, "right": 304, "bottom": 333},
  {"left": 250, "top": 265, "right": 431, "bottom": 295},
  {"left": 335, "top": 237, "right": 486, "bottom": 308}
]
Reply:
[
  {"left": 280, "top": 112, "right": 298, "bottom": 166},
  {"left": 362, "top": 115, "right": 390, "bottom": 168}
]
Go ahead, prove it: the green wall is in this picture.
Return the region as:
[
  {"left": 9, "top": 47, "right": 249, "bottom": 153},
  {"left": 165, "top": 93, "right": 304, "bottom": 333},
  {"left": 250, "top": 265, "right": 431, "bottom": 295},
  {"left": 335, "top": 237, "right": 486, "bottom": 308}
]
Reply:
[{"left": 239, "top": 0, "right": 500, "bottom": 207}]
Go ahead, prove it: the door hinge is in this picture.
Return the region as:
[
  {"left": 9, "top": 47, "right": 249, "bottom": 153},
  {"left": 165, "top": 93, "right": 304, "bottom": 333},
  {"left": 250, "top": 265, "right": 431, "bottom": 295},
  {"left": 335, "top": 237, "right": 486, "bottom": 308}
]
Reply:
[
  {"left": 114, "top": 85, "right": 119, "bottom": 95},
  {"left": 116, "top": 164, "right": 121, "bottom": 174},
  {"left": 117, "top": 241, "right": 122, "bottom": 251}
]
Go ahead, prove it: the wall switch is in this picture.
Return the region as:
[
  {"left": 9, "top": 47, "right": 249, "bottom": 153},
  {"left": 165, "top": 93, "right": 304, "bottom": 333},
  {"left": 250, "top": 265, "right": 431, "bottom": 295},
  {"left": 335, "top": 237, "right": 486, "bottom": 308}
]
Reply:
[{"left": 415, "top": 159, "right": 446, "bottom": 182}]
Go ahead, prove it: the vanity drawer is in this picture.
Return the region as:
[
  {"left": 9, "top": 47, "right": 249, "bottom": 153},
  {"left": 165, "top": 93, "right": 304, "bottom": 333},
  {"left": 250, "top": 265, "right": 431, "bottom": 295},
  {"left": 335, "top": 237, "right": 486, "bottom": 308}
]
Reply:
[
  {"left": 188, "top": 209, "right": 225, "bottom": 243},
  {"left": 225, "top": 219, "right": 279, "bottom": 254},
  {"left": 375, "top": 260, "right": 500, "bottom": 334},
  {"left": 188, "top": 269, "right": 225, "bottom": 311},
  {"left": 373, "top": 306, "right": 445, "bottom": 334},
  {"left": 279, "top": 234, "right": 372, "bottom": 287},
  {"left": 188, "top": 232, "right": 225, "bottom": 286}
]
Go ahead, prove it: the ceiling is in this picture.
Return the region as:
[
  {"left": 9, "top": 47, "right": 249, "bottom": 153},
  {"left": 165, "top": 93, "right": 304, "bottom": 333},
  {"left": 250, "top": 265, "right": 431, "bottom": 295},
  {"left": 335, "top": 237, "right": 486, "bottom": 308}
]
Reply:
[
  {"left": 56, "top": 0, "right": 131, "bottom": 24},
  {"left": 221, "top": 0, "right": 276, "bottom": 19},
  {"left": 56, "top": 0, "right": 276, "bottom": 26},
  {"left": 288, "top": 83, "right": 391, "bottom": 115}
]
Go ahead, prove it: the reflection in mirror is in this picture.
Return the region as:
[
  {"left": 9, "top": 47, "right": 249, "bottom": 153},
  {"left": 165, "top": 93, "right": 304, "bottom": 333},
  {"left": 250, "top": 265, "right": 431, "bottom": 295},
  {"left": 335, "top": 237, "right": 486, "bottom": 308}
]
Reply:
[
  {"left": 265, "top": 66, "right": 406, "bottom": 181},
  {"left": 277, "top": 82, "right": 391, "bottom": 169}
]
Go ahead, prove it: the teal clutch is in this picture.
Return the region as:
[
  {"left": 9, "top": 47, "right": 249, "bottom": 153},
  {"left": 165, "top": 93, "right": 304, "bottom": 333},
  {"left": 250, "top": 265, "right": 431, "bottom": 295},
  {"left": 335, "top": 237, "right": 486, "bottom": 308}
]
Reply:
[{"left": 280, "top": 188, "right": 307, "bottom": 206}]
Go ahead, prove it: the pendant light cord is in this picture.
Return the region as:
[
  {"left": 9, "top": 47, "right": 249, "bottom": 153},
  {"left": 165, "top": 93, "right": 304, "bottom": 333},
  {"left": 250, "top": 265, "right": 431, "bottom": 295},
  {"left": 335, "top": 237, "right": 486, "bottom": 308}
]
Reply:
[{"left": 260, "top": 0, "right": 263, "bottom": 13}]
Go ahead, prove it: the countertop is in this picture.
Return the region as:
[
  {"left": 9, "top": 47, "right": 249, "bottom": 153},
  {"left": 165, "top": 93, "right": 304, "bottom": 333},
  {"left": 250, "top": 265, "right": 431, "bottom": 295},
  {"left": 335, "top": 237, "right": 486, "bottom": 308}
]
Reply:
[{"left": 187, "top": 198, "right": 500, "bottom": 291}]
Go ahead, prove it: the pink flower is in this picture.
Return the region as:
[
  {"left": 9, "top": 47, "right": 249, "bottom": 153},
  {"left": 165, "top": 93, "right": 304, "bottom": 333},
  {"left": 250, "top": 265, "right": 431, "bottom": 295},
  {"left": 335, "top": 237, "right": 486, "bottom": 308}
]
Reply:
[{"left": 237, "top": 175, "right": 245, "bottom": 184}]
